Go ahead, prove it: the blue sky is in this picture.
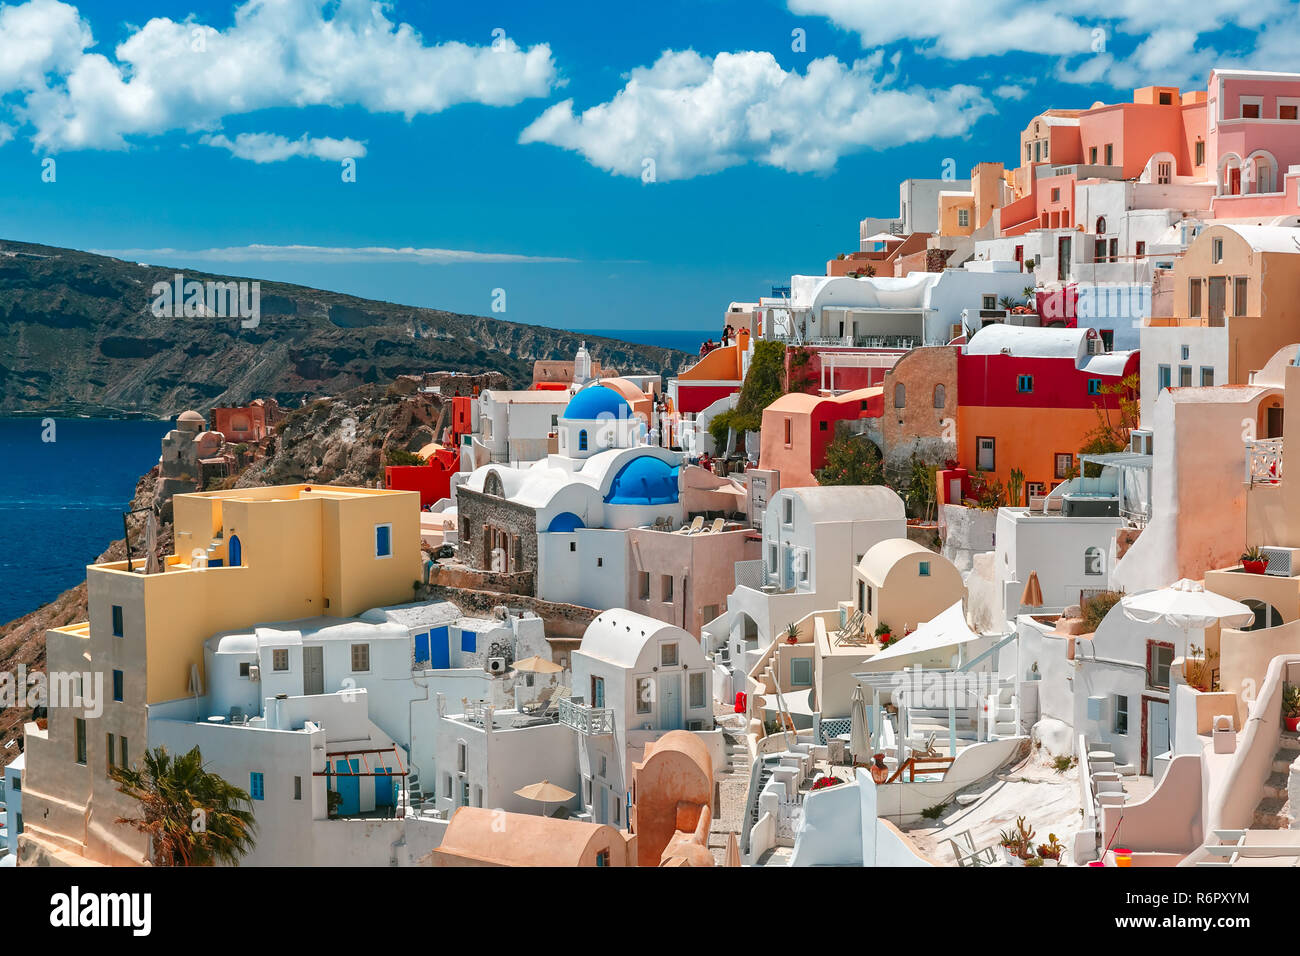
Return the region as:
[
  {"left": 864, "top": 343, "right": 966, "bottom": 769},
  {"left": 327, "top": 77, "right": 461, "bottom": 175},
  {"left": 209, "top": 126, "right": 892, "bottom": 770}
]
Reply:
[{"left": 0, "top": 0, "right": 1290, "bottom": 337}]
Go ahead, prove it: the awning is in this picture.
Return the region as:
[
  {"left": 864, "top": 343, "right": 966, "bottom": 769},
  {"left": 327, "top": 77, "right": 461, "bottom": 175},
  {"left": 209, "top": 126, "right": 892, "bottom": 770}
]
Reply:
[
  {"left": 861, "top": 601, "right": 982, "bottom": 666},
  {"left": 1078, "top": 452, "right": 1152, "bottom": 470}
]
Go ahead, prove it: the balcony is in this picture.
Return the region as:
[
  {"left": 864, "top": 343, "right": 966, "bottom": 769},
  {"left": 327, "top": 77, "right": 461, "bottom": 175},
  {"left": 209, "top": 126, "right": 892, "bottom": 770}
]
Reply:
[
  {"left": 557, "top": 696, "right": 614, "bottom": 736},
  {"left": 1246, "top": 438, "right": 1283, "bottom": 486}
]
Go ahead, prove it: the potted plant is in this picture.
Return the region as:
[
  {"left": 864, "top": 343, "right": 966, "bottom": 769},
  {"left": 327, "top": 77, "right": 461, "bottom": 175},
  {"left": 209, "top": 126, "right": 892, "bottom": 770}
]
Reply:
[
  {"left": 1283, "top": 683, "right": 1300, "bottom": 732},
  {"left": 811, "top": 775, "right": 841, "bottom": 791},
  {"left": 999, "top": 816, "right": 1037, "bottom": 865},
  {"left": 1036, "top": 833, "right": 1066, "bottom": 865},
  {"left": 784, "top": 621, "right": 800, "bottom": 645},
  {"left": 875, "top": 622, "right": 893, "bottom": 647},
  {"left": 1242, "top": 544, "right": 1270, "bottom": 574}
]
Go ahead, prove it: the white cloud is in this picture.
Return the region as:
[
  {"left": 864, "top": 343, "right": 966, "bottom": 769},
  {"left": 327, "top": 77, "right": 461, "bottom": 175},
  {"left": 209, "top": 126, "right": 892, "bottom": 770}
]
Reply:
[
  {"left": 520, "top": 50, "right": 991, "bottom": 180},
  {"left": 790, "top": 0, "right": 1299, "bottom": 90},
  {"left": 202, "top": 132, "right": 366, "bottom": 164},
  {"left": 91, "top": 244, "right": 578, "bottom": 265},
  {"left": 0, "top": 0, "right": 558, "bottom": 152},
  {"left": 993, "top": 84, "right": 1026, "bottom": 101}
]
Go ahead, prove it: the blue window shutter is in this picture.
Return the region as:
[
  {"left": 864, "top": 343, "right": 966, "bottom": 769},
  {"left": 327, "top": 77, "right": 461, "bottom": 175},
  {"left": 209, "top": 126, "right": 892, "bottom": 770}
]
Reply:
[
  {"left": 414, "top": 632, "right": 431, "bottom": 666},
  {"left": 430, "top": 627, "right": 451, "bottom": 669},
  {"left": 376, "top": 525, "right": 392, "bottom": 556},
  {"left": 461, "top": 630, "right": 477, "bottom": 653},
  {"left": 112, "top": 670, "right": 123, "bottom": 702},
  {"left": 250, "top": 772, "right": 264, "bottom": 800}
]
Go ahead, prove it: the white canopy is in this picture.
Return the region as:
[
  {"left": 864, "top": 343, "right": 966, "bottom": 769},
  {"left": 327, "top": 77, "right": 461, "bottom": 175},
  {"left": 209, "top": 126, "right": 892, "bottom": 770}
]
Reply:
[
  {"left": 862, "top": 232, "right": 905, "bottom": 244},
  {"left": 1121, "top": 579, "right": 1254, "bottom": 631},
  {"left": 866, "top": 601, "right": 981, "bottom": 666}
]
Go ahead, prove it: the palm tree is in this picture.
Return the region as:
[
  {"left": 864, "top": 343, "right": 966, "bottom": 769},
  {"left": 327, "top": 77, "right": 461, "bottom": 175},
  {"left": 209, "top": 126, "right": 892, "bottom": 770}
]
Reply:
[
  {"left": 111, "top": 745, "right": 257, "bottom": 866},
  {"left": 1022, "top": 285, "right": 1037, "bottom": 304}
]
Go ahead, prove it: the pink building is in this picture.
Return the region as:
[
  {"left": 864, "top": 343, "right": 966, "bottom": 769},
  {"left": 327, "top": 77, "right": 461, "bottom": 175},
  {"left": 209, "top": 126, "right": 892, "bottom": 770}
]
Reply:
[{"left": 1207, "top": 70, "right": 1300, "bottom": 217}]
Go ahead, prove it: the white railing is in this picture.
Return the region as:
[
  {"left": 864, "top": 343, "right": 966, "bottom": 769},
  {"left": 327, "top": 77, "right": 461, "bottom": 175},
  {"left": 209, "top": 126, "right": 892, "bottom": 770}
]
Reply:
[
  {"left": 557, "top": 697, "right": 614, "bottom": 735},
  {"left": 1246, "top": 438, "right": 1283, "bottom": 486}
]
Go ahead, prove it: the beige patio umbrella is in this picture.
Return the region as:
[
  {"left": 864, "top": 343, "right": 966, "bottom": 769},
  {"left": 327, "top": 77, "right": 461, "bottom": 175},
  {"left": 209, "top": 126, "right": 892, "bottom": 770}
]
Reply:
[
  {"left": 1020, "top": 571, "right": 1044, "bottom": 609},
  {"left": 144, "top": 510, "right": 161, "bottom": 575},
  {"left": 514, "top": 779, "right": 576, "bottom": 816},
  {"left": 511, "top": 655, "right": 563, "bottom": 675},
  {"left": 725, "top": 831, "right": 741, "bottom": 868},
  {"left": 849, "top": 683, "right": 869, "bottom": 766}
]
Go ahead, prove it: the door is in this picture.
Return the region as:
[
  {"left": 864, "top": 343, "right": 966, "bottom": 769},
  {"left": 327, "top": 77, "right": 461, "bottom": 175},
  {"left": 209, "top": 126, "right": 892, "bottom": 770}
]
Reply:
[
  {"left": 413, "top": 632, "right": 431, "bottom": 668},
  {"left": 374, "top": 766, "right": 395, "bottom": 811},
  {"left": 1057, "top": 236, "right": 1071, "bottom": 281},
  {"left": 303, "top": 645, "right": 324, "bottom": 696},
  {"left": 228, "top": 534, "right": 241, "bottom": 567},
  {"left": 591, "top": 676, "right": 605, "bottom": 709},
  {"left": 1208, "top": 277, "right": 1226, "bottom": 324},
  {"left": 977, "top": 437, "right": 995, "bottom": 472},
  {"left": 1268, "top": 406, "right": 1285, "bottom": 439},
  {"left": 429, "top": 626, "right": 450, "bottom": 669},
  {"left": 329, "top": 758, "right": 360, "bottom": 816},
  {"left": 1147, "top": 701, "right": 1170, "bottom": 774},
  {"left": 598, "top": 785, "right": 608, "bottom": 825},
  {"left": 659, "top": 674, "right": 683, "bottom": 730}
]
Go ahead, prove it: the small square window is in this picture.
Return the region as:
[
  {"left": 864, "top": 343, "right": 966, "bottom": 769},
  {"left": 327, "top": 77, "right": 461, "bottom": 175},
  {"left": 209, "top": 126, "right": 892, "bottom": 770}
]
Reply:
[
  {"left": 918, "top": 561, "right": 931, "bottom": 577},
  {"left": 1087, "top": 379, "right": 1101, "bottom": 395},
  {"left": 239, "top": 661, "right": 251, "bottom": 678},
  {"left": 661, "top": 643, "right": 679, "bottom": 667},
  {"left": 250, "top": 772, "right": 264, "bottom": 800},
  {"left": 1017, "top": 375, "right": 1034, "bottom": 393},
  {"left": 375, "top": 523, "right": 393, "bottom": 558},
  {"left": 818, "top": 421, "right": 828, "bottom": 431},
  {"left": 351, "top": 643, "right": 370, "bottom": 672},
  {"left": 272, "top": 649, "right": 289, "bottom": 672},
  {"left": 461, "top": 630, "right": 476, "bottom": 653},
  {"left": 1282, "top": 104, "right": 1299, "bottom": 121},
  {"left": 1054, "top": 453, "right": 1074, "bottom": 479}
]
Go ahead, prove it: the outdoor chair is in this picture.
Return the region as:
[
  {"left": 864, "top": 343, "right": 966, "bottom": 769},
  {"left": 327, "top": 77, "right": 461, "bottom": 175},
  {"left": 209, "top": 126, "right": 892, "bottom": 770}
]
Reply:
[
  {"left": 946, "top": 829, "right": 1000, "bottom": 867},
  {"left": 521, "top": 686, "right": 555, "bottom": 716},
  {"left": 707, "top": 517, "right": 725, "bottom": 533},
  {"left": 680, "top": 516, "right": 704, "bottom": 535}
]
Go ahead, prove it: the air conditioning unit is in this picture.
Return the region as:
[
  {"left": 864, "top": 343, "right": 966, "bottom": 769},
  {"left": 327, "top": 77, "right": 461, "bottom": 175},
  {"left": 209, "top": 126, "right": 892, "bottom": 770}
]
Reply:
[
  {"left": 686, "top": 720, "right": 705, "bottom": 731},
  {"left": 1260, "top": 547, "right": 1300, "bottom": 577},
  {"left": 248, "top": 664, "right": 261, "bottom": 682},
  {"left": 485, "top": 657, "right": 507, "bottom": 675}
]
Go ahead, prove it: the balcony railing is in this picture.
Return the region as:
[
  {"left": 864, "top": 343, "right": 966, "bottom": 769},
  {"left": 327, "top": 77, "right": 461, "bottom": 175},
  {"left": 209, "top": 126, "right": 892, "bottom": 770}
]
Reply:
[
  {"left": 735, "top": 558, "right": 765, "bottom": 590},
  {"left": 557, "top": 697, "right": 614, "bottom": 736},
  {"left": 1246, "top": 438, "right": 1283, "bottom": 486}
]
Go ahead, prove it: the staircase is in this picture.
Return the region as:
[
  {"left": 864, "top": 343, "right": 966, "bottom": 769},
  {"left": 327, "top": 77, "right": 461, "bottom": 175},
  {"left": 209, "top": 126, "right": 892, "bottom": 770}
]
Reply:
[
  {"left": 990, "top": 681, "right": 1019, "bottom": 739},
  {"left": 708, "top": 728, "right": 752, "bottom": 863},
  {"left": 1252, "top": 733, "right": 1300, "bottom": 829}
]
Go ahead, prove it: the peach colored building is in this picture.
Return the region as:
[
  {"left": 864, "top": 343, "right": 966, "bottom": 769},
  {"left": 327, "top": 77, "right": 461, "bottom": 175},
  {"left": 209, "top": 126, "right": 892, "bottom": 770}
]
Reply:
[
  {"left": 758, "top": 387, "right": 883, "bottom": 488},
  {"left": 1207, "top": 70, "right": 1300, "bottom": 208},
  {"left": 853, "top": 539, "right": 965, "bottom": 639},
  {"left": 630, "top": 730, "right": 715, "bottom": 867},
  {"left": 212, "top": 398, "right": 281, "bottom": 443},
  {"left": 625, "top": 523, "right": 760, "bottom": 638},
  {"left": 428, "top": 807, "right": 637, "bottom": 866}
]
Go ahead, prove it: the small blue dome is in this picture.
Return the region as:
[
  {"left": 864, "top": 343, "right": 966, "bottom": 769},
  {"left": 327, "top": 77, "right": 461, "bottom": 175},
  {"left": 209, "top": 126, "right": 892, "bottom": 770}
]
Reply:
[
  {"left": 564, "top": 385, "right": 630, "bottom": 421},
  {"left": 547, "top": 511, "right": 585, "bottom": 533},
  {"left": 605, "top": 456, "right": 680, "bottom": 506}
]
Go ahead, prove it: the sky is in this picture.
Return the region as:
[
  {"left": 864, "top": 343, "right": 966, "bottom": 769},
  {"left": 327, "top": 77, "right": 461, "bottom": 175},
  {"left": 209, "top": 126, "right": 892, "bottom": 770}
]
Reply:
[{"left": 0, "top": 0, "right": 1293, "bottom": 337}]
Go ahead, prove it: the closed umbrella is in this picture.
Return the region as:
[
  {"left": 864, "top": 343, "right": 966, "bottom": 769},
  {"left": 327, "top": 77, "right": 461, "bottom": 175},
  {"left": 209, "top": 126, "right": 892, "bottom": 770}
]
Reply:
[
  {"left": 1020, "top": 571, "right": 1044, "bottom": 609},
  {"left": 144, "top": 510, "right": 161, "bottom": 575},
  {"left": 514, "top": 779, "right": 576, "bottom": 816},
  {"left": 849, "top": 683, "right": 869, "bottom": 766},
  {"left": 725, "top": 831, "right": 741, "bottom": 867},
  {"left": 1120, "top": 579, "right": 1254, "bottom": 656}
]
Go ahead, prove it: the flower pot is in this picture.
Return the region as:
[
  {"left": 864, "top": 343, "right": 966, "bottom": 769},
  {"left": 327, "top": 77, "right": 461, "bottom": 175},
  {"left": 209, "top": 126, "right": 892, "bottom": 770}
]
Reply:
[
  {"left": 1001, "top": 847, "right": 1025, "bottom": 866},
  {"left": 1286, "top": 716, "right": 1300, "bottom": 733},
  {"left": 1243, "top": 559, "right": 1269, "bottom": 574}
]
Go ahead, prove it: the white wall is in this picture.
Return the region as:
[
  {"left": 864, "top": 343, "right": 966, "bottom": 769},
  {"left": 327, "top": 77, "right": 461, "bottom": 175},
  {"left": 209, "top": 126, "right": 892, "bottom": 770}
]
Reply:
[
  {"left": 537, "top": 528, "right": 628, "bottom": 609},
  {"left": 1138, "top": 326, "right": 1228, "bottom": 428}
]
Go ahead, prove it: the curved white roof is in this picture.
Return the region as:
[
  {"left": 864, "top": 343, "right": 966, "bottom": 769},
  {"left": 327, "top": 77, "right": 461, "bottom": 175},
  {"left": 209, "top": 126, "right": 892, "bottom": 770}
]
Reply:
[
  {"left": 360, "top": 601, "right": 464, "bottom": 629},
  {"left": 1216, "top": 224, "right": 1300, "bottom": 253},
  {"left": 791, "top": 272, "right": 941, "bottom": 313},
  {"left": 783, "top": 485, "right": 906, "bottom": 523},
  {"left": 859, "top": 538, "right": 933, "bottom": 584},
  {"left": 965, "top": 324, "right": 1088, "bottom": 359},
  {"left": 579, "top": 609, "right": 690, "bottom": 668},
  {"left": 1082, "top": 351, "right": 1137, "bottom": 377},
  {"left": 463, "top": 446, "right": 680, "bottom": 511}
]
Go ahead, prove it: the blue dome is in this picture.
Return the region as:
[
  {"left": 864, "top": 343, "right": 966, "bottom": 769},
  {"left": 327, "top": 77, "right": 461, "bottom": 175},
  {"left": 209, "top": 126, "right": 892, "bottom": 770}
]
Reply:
[
  {"left": 605, "top": 456, "right": 680, "bottom": 506},
  {"left": 564, "top": 385, "right": 630, "bottom": 421},
  {"left": 547, "top": 511, "right": 585, "bottom": 533}
]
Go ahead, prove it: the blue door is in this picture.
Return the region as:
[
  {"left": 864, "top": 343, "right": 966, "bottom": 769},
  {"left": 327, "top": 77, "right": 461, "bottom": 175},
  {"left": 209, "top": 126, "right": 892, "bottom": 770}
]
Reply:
[
  {"left": 374, "top": 766, "right": 395, "bottom": 810},
  {"left": 430, "top": 626, "right": 450, "bottom": 669},
  {"left": 228, "top": 535, "right": 242, "bottom": 567},
  {"left": 413, "top": 632, "right": 431, "bottom": 668},
  {"left": 329, "top": 759, "right": 360, "bottom": 816}
]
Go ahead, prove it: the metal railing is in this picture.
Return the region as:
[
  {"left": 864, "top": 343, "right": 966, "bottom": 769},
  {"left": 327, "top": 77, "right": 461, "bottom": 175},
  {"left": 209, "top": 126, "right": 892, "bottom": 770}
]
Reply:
[
  {"left": 557, "top": 696, "right": 614, "bottom": 735},
  {"left": 1246, "top": 437, "right": 1283, "bottom": 486},
  {"left": 735, "top": 559, "right": 766, "bottom": 590}
]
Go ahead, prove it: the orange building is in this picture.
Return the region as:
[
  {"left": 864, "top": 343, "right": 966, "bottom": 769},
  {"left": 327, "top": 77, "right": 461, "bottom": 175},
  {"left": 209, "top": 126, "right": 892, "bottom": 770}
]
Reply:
[
  {"left": 630, "top": 730, "right": 716, "bottom": 867},
  {"left": 428, "top": 807, "right": 637, "bottom": 867},
  {"left": 758, "top": 386, "right": 883, "bottom": 488}
]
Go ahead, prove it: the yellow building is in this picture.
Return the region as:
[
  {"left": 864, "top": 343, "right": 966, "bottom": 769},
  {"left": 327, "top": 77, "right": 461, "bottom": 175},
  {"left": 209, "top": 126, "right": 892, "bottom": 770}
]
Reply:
[{"left": 19, "top": 484, "right": 421, "bottom": 866}]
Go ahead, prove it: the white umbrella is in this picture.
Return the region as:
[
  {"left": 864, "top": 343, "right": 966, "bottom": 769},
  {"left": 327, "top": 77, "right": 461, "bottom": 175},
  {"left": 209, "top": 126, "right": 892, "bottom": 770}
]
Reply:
[
  {"left": 861, "top": 232, "right": 905, "bottom": 244},
  {"left": 1121, "top": 578, "right": 1254, "bottom": 655},
  {"left": 849, "top": 683, "right": 869, "bottom": 766}
]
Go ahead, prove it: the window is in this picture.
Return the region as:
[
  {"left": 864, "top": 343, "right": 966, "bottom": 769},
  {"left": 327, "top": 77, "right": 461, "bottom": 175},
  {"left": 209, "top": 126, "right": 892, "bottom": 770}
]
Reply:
[
  {"left": 294, "top": 776, "right": 302, "bottom": 800},
  {"left": 1195, "top": 140, "right": 1205, "bottom": 166},
  {"left": 272, "top": 649, "right": 289, "bottom": 672},
  {"left": 976, "top": 437, "right": 995, "bottom": 472},
  {"left": 638, "top": 571, "right": 651, "bottom": 600},
  {"left": 689, "top": 672, "right": 706, "bottom": 707},
  {"left": 1089, "top": 146, "right": 1098, "bottom": 164},
  {"left": 1084, "top": 547, "right": 1103, "bottom": 576},
  {"left": 457, "top": 741, "right": 468, "bottom": 773},
  {"left": 1156, "top": 161, "right": 1172, "bottom": 185},
  {"left": 661, "top": 643, "right": 679, "bottom": 667},
  {"left": 1200, "top": 367, "right": 1215, "bottom": 387},
  {"left": 1054, "top": 453, "right": 1074, "bottom": 479},
  {"left": 119, "top": 736, "right": 127, "bottom": 768},
  {"left": 595, "top": 849, "right": 611, "bottom": 867},
  {"left": 636, "top": 678, "right": 653, "bottom": 714},
  {"left": 894, "top": 383, "right": 906, "bottom": 408},
  {"left": 112, "top": 670, "right": 123, "bottom": 702},
  {"left": 1104, "top": 143, "right": 1114, "bottom": 165},
  {"left": 661, "top": 575, "right": 674, "bottom": 603},
  {"left": 1188, "top": 278, "right": 1202, "bottom": 316},
  {"left": 350, "top": 643, "right": 370, "bottom": 672},
  {"left": 790, "top": 658, "right": 812, "bottom": 687},
  {"left": 550, "top": 414, "right": 558, "bottom": 427},
  {"left": 1159, "top": 91, "right": 1173, "bottom": 105},
  {"left": 75, "top": 718, "right": 86, "bottom": 764},
  {"left": 1241, "top": 100, "right": 1261, "bottom": 119},
  {"left": 1283, "top": 104, "right": 1299, "bottom": 121},
  {"left": 1017, "top": 374, "right": 1034, "bottom": 393},
  {"left": 596, "top": 556, "right": 603, "bottom": 567},
  {"left": 957, "top": 208, "right": 970, "bottom": 228},
  {"left": 250, "top": 772, "right": 264, "bottom": 800},
  {"left": 783, "top": 418, "right": 792, "bottom": 445},
  {"left": 1211, "top": 237, "right": 1224, "bottom": 264},
  {"left": 1179, "top": 366, "right": 1192, "bottom": 387},
  {"left": 374, "top": 523, "right": 392, "bottom": 558},
  {"left": 578, "top": 429, "right": 588, "bottom": 451},
  {"left": 1135, "top": 241, "right": 1146, "bottom": 258},
  {"left": 933, "top": 384, "right": 945, "bottom": 408},
  {"left": 866, "top": 584, "right": 873, "bottom": 615},
  {"left": 982, "top": 294, "right": 996, "bottom": 311},
  {"left": 918, "top": 561, "right": 931, "bottom": 577},
  {"left": 1180, "top": 345, "right": 1190, "bottom": 361},
  {"left": 444, "top": 775, "right": 453, "bottom": 798},
  {"left": 702, "top": 604, "right": 718, "bottom": 623},
  {"left": 1234, "top": 277, "right": 1248, "bottom": 316},
  {"left": 461, "top": 629, "right": 476, "bottom": 653},
  {"left": 1148, "top": 642, "right": 1174, "bottom": 689},
  {"left": 1114, "top": 695, "right": 1129, "bottom": 735},
  {"left": 111, "top": 604, "right": 124, "bottom": 637},
  {"left": 818, "top": 420, "right": 828, "bottom": 432},
  {"left": 783, "top": 498, "right": 793, "bottom": 524},
  {"left": 569, "top": 541, "right": 576, "bottom": 552},
  {"left": 106, "top": 733, "right": 115, "bottom": 773},
  {"left": 1095, "top": 216, "right": 1106, "bottom": 235},
  {"left": 1158, "top": 365, "right": 1171, "bottom": 391},
  {"left": 1087, "top": 379, "right": 1101, "bottom": 395},
  {"left": 239, "top": 661, "right": 251, "bottom": 678}
]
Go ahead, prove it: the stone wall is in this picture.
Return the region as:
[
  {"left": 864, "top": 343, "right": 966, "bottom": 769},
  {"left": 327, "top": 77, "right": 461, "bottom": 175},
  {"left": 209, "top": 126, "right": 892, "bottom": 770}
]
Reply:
[
  {"left": 455, "top": 486, "right": 538, "bottom": 576},
  {"left": 427, "top": 585, "right": 598, "bottom": 640},
  {"left": 880, "top": 346, "right": 958, "bottom": 485}
]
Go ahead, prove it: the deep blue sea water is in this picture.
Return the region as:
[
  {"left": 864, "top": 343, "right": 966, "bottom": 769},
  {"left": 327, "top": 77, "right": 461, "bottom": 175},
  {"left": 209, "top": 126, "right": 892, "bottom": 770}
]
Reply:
[
  {"left": 0, "top": 418, "right": 172, "bottom": 626},
  {"left": 574, "top": 327, "right": 710, "bottom": 354}
]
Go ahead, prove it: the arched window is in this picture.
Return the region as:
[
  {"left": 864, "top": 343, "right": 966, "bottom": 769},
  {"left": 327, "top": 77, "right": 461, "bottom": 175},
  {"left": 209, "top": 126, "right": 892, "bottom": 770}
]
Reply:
[
  {"left": 1244, "top": 600, "right": 1283, "bottom": 631},
  {"left": 1084, "top": 546, "right": 1103, "bottom": 576},
  {"left": 894, "top": 383, "right": 906, "bottom": 408},
  {"left": 933, "top": 384, "right": 945, "bottom": 408},
  {"left": 578, "top": 429, "right": 588, "bottom": 451},
  {"left": 1095, "top": 216, "right": 1106, "bottom": 235}
]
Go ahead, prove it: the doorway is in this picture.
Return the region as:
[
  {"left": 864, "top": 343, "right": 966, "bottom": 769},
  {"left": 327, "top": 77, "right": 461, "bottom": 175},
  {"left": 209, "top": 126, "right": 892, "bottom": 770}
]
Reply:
[
  {"left": 303, "top": 645, "right": 324, "bottom": 696},
  {"left": 659, "top": 673, "right": 683, "bottom": 730},
  {"left": 1144, "top": 699, "right": 1170, "bottom": 774}
]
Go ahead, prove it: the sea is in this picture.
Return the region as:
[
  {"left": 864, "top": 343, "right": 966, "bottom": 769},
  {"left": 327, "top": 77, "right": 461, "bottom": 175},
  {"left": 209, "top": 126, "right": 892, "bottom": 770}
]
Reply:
[
  {"left": 0, "top": 417, "right": 173, "bottom": 626},
  {"left": 573, "top": 327, "right": 709, "bottom": 354}
]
